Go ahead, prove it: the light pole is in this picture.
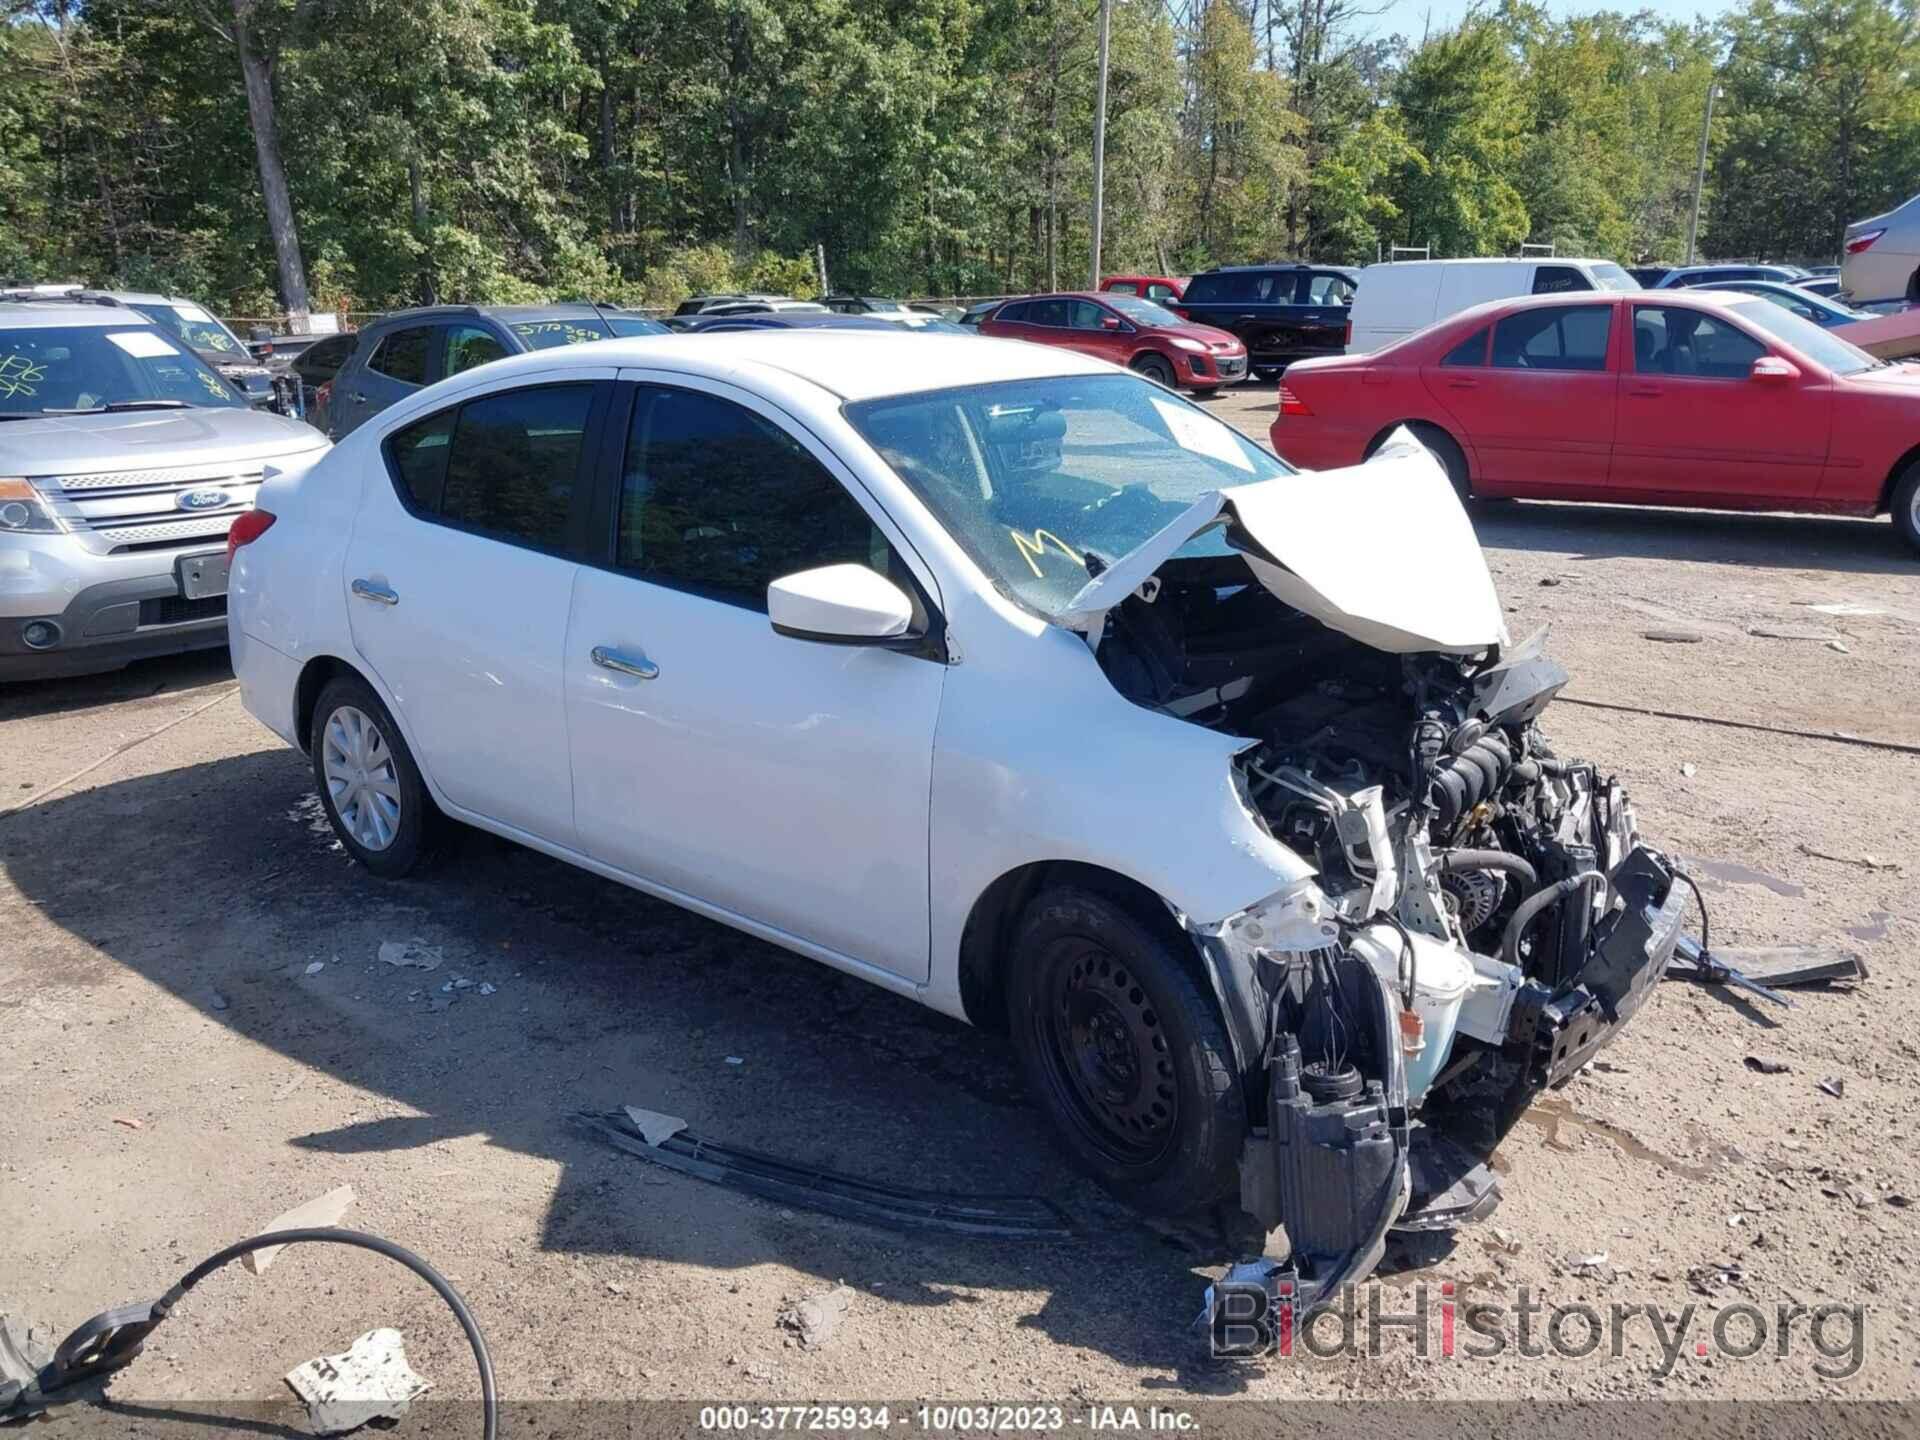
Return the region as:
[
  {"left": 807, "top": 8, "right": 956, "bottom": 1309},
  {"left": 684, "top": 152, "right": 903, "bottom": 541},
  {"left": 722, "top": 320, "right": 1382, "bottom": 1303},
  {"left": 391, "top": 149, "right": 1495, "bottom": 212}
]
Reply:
[
  {"left": 1685, "top": 81, "right": 1722, "bottom": 266},
  {"left": 1089, "top": 0, "right": 1112, "bottom": 290}
]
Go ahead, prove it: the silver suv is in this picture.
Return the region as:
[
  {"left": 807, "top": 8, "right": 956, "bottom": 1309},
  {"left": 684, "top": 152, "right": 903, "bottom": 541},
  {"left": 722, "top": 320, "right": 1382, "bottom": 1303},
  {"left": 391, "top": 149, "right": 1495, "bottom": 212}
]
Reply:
[{"left": 0, "top": 302, "right": 328, "bottom": 681}]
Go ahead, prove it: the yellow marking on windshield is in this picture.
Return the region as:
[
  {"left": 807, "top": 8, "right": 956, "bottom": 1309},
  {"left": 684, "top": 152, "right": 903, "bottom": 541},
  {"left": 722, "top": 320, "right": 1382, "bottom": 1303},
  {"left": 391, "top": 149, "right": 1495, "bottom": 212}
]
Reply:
[
  {"left": 0, "top": 355, "right": 45, "bottom": 399},
  {"left": 1009, "top": 527, "right": 1081, "bottom": 578}
]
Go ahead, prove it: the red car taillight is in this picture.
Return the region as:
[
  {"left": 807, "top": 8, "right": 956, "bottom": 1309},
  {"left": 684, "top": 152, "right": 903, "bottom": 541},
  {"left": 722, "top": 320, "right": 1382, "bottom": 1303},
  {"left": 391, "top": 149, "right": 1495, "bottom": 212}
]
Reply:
[
  {"left": 1278, "top": 384, "right": 1313, "bottom": 417},
  {"left": 1343, "top": 318, "right": 1352, "bottom": 348},
  {"left": 1846, "top": 228, "right": 1886, "bottom": 255},
  {"left": 227, "top": 508, "right": 276, "bottom": 566}
]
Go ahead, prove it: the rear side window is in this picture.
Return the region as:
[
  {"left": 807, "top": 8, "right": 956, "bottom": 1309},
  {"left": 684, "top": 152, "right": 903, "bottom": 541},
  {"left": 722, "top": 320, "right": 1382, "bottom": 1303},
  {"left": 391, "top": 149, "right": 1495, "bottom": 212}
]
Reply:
[
  {"left": 1531, "top": 266, "right": 1594, "bottom": 295},
  {"left": 1491, "top": 305, "right": 1612, "bottom": 371},
  {"left": 1024, "top": 298, "right": 1069, "bottom": 327},
  {"left": 295, "top": 335, "right": 355, "bottom": 385},
  {"left": 1441, "top": 327, "right": 1489, "bottom": 366},
  {"left": 1306, "top": 273, "right": 1354, "bottom": 305},
  {"left": 385, "top": 383, "right": 594, "bottom": 552},
  {"left": 994, "top": 301, "right": 1030, "bottom": 324},
  {"left": 616, "top": 386, "right": 888, "bottom": 609},
  {"left": 369, "top": 326, "right": 432, "bottom": 385}
]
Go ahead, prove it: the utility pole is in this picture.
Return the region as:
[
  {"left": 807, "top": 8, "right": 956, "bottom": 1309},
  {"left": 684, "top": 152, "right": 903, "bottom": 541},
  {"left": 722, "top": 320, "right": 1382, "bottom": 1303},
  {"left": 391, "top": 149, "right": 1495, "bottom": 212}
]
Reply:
[
  {"left": 1686, "top": 80, "right": 1721, "bottom": 266},
  {"left": 1089, "top": 0, "right": 1112, "bottom": 290}
]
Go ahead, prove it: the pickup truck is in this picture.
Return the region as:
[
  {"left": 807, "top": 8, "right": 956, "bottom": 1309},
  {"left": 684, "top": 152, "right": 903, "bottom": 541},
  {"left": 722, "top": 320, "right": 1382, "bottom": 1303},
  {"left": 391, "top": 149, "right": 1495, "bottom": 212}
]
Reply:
[{"left": 1167, "top": 264, "right": 1357, "bottom": 379}]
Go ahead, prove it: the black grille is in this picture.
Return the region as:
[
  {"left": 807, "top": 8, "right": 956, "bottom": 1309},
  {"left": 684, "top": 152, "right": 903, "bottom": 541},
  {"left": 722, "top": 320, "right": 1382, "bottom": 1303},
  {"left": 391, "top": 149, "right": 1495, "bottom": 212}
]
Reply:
[{"left": 139, "top": 595, "right": 227, "bottom": 626}]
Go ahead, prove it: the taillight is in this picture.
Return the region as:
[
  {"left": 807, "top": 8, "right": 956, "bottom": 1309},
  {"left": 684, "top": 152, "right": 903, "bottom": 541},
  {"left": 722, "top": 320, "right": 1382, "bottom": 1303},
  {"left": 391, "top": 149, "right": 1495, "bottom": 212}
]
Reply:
[
  {"left": 1846, "top": 228, "right": 1886, "bottom": 255},
  {"left": 1343, "top": 319, "right": 1352, "bottom": 348},
  {"left": 1278, "top": 384, "right": 1313, "bottom": 417},
  {"left": 227, "top": 508, "right": 276, "bottom": 566}
]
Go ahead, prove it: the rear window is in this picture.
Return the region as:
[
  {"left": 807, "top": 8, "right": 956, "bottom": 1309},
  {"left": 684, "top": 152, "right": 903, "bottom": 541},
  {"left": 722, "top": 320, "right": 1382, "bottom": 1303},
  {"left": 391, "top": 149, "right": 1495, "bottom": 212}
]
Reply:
[{"left": 295, "top": 335, "right": 356, "bottom": 384}]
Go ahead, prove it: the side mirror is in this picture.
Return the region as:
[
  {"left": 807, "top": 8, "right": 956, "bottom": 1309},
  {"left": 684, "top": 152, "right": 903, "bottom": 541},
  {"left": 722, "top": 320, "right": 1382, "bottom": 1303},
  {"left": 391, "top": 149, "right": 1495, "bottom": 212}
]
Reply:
[
  {"left": 1751, "top": 355, "right": 1800, "bottom": 383},
  {"left": 768, "top": 564, "right": 916, "bottom": 646},
  {"left": 1101, "top": 316, "right": 1122, "bottom": 331}
]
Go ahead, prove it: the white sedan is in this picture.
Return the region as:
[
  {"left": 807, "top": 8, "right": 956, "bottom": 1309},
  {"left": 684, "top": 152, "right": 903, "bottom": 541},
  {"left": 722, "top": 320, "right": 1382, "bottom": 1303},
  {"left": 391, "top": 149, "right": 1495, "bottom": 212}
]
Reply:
[{"left": 229, "top": 331, "right": 1686, "bottom": 1300}]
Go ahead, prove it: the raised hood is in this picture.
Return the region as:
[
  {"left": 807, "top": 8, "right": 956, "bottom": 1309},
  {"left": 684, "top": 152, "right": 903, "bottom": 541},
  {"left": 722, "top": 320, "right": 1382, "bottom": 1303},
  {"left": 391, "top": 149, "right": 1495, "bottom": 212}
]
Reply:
[{"left": 1057, "top": 427, "right": 1506, "bottom": 654}]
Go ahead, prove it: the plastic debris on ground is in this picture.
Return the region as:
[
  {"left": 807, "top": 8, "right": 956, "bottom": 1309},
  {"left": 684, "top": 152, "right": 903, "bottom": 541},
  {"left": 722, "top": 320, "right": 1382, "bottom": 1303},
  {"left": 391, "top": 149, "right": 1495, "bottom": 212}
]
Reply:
[
  {"left": 284, "top": 1327, "right": 429, "bottom": 1436},
  {"left": 244, "top": 1185, "right": 356, "bottom": 1276},
  {"left": 376, "top": 939, "right": 444, "bottom": 971}
]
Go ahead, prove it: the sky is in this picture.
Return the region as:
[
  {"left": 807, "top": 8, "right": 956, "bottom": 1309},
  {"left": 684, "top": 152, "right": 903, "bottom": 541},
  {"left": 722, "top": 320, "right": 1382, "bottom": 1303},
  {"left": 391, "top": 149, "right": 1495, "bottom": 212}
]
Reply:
[{"left": 1362, "top": 0, "right": 1722, "bottom": 42}]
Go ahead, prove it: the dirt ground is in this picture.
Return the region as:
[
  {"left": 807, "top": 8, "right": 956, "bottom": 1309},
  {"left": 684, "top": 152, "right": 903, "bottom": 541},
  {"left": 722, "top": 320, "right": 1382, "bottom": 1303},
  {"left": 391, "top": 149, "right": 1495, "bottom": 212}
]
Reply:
[{"left": 3, "top": 381, "right": 1917, "bottom": 1421}]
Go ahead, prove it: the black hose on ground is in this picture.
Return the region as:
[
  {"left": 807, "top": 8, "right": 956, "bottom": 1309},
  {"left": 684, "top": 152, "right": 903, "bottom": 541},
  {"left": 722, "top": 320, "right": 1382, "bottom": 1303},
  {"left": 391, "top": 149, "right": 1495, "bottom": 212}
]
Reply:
[
  {"left": 1434, "top": 848, "right": 1539, "bottom": 893},
  {"left": 1501, "top": 871, "right": 1604, "bottom": 969}
]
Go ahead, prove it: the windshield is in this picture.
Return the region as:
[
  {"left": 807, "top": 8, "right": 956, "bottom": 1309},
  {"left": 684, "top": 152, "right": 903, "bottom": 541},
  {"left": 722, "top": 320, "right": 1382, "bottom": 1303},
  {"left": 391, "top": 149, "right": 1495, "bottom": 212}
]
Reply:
[
  {"left": 132, "top": 301, "right": 248, "bottom": 357},
  {"left": 605, "top": 314, "right": 669, "bottom": 337},
  {"left": 509, "top": 317, "right": 614, "bottom": 349},
  {"left": 846, "top": 374, "right": 1294, "bottom": 617},
  {"left": 1727, "top": 299, "right": 1879, "bottom": 376},
  {"left": 1102, "top": 295, "right": 1183, "bottom": 327},
  {"left": 1590, "top": 263, "right": 1640, "bottom": 292},
  {"left": 0, "top": 324, "right": 246, "bottom": 414}
]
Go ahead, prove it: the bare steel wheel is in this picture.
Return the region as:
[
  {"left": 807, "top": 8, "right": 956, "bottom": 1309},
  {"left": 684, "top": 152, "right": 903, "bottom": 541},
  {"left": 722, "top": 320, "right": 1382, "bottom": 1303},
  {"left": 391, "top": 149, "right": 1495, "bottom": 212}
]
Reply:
[
  {"left": 322, "top": 705, "right": 402, "bottom": 851},
  {"left": 310, "top": 674, "right": 439, "bottom": 877},
  {"left": 1007, "top": 885, "right": 1244, "bottom": 1215}
]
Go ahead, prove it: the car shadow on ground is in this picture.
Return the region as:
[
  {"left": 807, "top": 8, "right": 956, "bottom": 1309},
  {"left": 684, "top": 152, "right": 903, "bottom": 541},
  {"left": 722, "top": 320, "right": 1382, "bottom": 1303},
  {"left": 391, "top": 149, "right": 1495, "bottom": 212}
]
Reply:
[
  {"left": 3, "top": 748, "right": 1272, "bottom": 1383},
  {"left": 1470, "top": 500, "right": 1912, "bottom": 576},
  {"left": 0, "top": 649, "right": 234, "bottom": 723}
]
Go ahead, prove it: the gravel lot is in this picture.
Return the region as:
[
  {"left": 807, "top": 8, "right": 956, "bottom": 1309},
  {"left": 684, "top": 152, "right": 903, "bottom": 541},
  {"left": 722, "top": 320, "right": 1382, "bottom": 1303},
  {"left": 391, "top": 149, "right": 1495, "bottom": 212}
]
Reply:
[{"left": 3, "top": 382, "right": 1917, "bottom": 1418}]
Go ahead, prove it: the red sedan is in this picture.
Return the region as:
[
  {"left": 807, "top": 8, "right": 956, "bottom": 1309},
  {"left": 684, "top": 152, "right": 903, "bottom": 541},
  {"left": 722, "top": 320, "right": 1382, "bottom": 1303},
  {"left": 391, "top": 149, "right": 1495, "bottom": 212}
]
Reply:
[
  {"left": 981, "top": 291, "right": 1247, "bottom": 394},
  {"left": 1270, "top": 289, "right": 1920, "bottom": 551}
]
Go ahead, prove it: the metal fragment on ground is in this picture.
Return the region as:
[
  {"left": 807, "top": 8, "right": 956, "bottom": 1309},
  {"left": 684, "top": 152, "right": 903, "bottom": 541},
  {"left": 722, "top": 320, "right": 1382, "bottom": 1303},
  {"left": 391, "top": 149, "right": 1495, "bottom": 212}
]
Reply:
[
  {"left": 284, "top": 1327, "right": 429, "bottom": 1436},
  {"left": 243, "top": 1185, "right": 356, "bottom": 1275},
  {"left": 621, "top": 1105, "right": 686, "bottom": 1147},
  {"left": 376, "top": 939, "right": 443, "bottom": 971}
]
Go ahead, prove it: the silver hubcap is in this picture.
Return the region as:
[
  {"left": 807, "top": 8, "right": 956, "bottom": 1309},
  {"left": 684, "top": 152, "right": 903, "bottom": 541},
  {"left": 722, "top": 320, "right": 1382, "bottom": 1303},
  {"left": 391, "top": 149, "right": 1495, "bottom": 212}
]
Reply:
[
  {"left": 1910, "top": 484, "right": 1920, "bottom": 538},
  {"left": 322, "top": 705, "right": 402, "bottom": 852}
]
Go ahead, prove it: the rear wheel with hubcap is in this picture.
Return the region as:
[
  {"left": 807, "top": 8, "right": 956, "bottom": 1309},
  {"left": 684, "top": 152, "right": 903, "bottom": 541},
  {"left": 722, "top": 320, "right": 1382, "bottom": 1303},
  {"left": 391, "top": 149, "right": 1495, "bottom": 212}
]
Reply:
[
  {"left": 311, "top": 675, "right": 438, "bottom": 877},
  {"left": 1892, "top": 459, "right": 1920, "bottom": 554},
  {"left": 1006, "top": 886, "right": 1244, "bottom": 1216}
]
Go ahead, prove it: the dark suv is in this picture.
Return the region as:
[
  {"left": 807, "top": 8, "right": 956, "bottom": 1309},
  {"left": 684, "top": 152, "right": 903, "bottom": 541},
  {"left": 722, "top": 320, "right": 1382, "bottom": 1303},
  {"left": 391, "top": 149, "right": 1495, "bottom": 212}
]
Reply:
[
  {"left": 322, "top": 302, "right": 666, "bottom": 438},
  {"left": 1168, "top": 264, "right": 1357, "bottom": 379}
]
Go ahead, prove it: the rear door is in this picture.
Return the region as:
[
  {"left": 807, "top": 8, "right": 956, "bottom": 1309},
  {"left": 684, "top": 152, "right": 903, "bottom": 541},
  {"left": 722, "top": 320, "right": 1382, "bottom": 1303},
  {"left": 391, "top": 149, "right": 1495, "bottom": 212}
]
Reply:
[
  {"left": 1425, "top": 301, "right": 1620, "bottom": 493},
  {"left": 334, "top": 324, "right": 439, "bottom": 437},
  {"left": 1611, "top": 303, "right": 1831, "bottom": 500},
  {"left": 343, "top": 372, "right": 613, "bottom": 844}
]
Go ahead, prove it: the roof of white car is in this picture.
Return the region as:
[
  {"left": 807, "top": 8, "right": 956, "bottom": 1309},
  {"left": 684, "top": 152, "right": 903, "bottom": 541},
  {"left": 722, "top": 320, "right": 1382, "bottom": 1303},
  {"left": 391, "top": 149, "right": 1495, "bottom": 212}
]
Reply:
[
  {"left": 495, "top": 329, "right": 1109, "bottom": 401},
  {"left": 0, "top": 302, "right": 152, "bottom": 329}
]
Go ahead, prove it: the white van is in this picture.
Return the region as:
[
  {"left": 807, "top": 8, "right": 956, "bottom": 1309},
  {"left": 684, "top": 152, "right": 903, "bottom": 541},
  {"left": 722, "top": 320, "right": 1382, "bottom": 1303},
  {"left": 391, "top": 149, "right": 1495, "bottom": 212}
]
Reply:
[{"left": 1347, "top": 258, "right": 1638, "bottom": 354}]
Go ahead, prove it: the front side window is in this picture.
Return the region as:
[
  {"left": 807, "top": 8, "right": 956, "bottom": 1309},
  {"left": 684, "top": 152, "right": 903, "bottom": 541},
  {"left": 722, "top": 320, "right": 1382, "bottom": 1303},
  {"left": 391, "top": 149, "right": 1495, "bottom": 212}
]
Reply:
[
  {"left": 1632, "top": 307, "right": 1769, "bottom": 379},
  {"left": 445, "top": 324, "right": 508, "bottom": 376},
  {"left": 385, "top": 384, "right": 593, "bottom": 552},
  {"left": 846, "top": 373, "right": 1293, "bottom": 618},
  {"left": 1491, "top": 304, "right": 1612, "bottom": 372},
  {"left": 0, "top": 324, "right": 244, "bottom": 414},
  {"left": 617, "top": 386, "right": 889, "bottom": 608},
  {"left": 370, "top": 327, "right": 432, "bottom": 384},
  {"left": 1068, "top": 300, "right": 1110, "bottom": 330}
]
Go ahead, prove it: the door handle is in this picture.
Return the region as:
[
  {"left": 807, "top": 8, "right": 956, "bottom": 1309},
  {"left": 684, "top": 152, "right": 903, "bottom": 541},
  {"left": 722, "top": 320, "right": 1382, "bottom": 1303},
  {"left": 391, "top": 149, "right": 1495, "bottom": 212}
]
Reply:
[
  {"left": 351, "top": 578, "right": 399, "bottom": 606},
  {"left": 1446, "top": 377, "right": 1479, "bottom": 389},
  {"left": 1626, "top": 385, "right": 1662, "bottom": 398},
  {"left": 351, "top": 392, "right": 368, "bottom": 404},
  {"left": 591, "top": 645, "right": 659, "bottom": 680}
]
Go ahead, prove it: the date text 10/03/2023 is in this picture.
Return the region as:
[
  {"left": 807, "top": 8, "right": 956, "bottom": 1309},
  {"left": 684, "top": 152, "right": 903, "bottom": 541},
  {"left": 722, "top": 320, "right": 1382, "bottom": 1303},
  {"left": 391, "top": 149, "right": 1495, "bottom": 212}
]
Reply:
[{"left": 696, "top": 1405, "right": 1201, "bottom": 1432}]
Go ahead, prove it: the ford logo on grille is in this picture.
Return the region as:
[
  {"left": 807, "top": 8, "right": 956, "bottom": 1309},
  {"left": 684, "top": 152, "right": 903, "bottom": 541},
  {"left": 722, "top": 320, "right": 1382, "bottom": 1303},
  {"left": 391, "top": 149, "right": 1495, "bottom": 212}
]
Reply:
[{"left": 177, "top": 488, "right": 231, "bottom": 512}]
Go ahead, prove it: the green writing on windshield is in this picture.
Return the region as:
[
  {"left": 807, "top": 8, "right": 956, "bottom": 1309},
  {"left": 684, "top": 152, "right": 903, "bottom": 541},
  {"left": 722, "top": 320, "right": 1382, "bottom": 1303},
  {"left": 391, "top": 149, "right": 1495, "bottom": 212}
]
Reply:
[{"left": 0, "top": 354, "right": 45, "bottom": 399}]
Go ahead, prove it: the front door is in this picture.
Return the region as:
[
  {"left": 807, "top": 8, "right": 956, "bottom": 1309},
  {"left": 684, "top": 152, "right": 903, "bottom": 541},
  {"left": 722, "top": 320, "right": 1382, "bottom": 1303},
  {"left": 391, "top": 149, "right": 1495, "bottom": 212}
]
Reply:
[
  {"left": 563, "top": 377, "right": 945, "bottom": 982},
  {"left": 1424, "top": 301, "right": 1620, "bottom": 494},
  {"left": 1611, "top": 304, "right": 1832, "bottom": 500},
  {"left": 344, "top": 374, "right": 612, "bottom": 845}
]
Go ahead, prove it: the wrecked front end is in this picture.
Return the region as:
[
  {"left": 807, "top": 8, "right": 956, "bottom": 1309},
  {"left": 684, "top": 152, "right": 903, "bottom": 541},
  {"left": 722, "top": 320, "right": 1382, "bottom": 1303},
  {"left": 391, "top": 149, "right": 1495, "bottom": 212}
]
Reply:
[{"left": 1077, "top": 439, "right": 1688, "bottom": 1310}]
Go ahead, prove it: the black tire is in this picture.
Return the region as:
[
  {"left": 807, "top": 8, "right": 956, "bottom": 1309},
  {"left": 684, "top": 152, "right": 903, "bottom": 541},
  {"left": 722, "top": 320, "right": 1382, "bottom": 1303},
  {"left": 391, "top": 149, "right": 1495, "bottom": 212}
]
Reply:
[
  {"left": 1892, "top": 460, "right": 1920, "bottom": 555},
  {"left": 1006, "top": 886, "right": 1244, "bottom": 1216},
  {"left": 1253, "top": 367, "right": 1282, "bottom": 384},
  {"left": 309, "top": 674, "right": 439, "bottom": 877},
  {"left": 1131, "top": 353, "right": 1178, "bottom": 388}
]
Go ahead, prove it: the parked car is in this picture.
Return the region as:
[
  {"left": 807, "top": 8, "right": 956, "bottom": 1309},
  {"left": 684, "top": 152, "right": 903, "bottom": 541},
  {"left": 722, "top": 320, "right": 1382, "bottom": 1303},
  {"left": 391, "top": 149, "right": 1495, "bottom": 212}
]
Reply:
[
  {"left": 1707, "top": 279, "right": 1872, "bottom": 328},
  {"left": 980, "top": 291, "right": 1247, "bottom": 392},
  {"left": 821, "top": 294, "right": 910, "bottom": 314},
  {"left": 46, "top": 289, "right": 289, "bottom": 412},
  {"left": 907, "top": 301, "right": 965, "bottom": 321},
  {"left": 1346, "top": 257, "right": 1636, "bottom": 354},
  {"left": 1653, "top": 263, "right": 1808, "bottom": 288},
  {"left": 320, "top": 302, "right": 667, "bottom": 438},
  {"left": 1100, "top": 274, "right": 1187, "bottom": 302},
  {"left": 1804, "top": 264, "right": 1841, "bottom": 278},
  {"left": 1269, "top": 288, "right": 1920, "bottom": 550},
  {"left": 1626, "top": 265, "right": 1673, "bottom": 288},
  {"left": 672, "top": 293, "right": 781, "bottom": 317},
  {"left": 1843, "top": 193, "right": 1920, "bottom": 307},
  {"left": 1796, "top": 276, "right": 1845, "bottom": 300},
  {"left": 958, "top": 299, "right": 1005, "bottom": 328},
  {"left": 0, "top": 301, "right": 327, "bottom": 680},
  {"left": 227, "top": 329, "right": 1684, "bottom": 1296},
  {"left": 288, "top": 331, "right": 361, "bottom": 433},
  {"left": 1167, "top": 264, "right": 1356, "bottom": 379}
]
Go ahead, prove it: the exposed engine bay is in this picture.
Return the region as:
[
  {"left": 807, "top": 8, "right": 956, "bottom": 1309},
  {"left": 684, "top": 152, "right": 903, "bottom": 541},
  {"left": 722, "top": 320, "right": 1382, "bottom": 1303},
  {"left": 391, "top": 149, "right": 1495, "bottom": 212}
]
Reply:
[{"left": 1094, "top": 552, "right": 1689, "bottom": 1307}]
